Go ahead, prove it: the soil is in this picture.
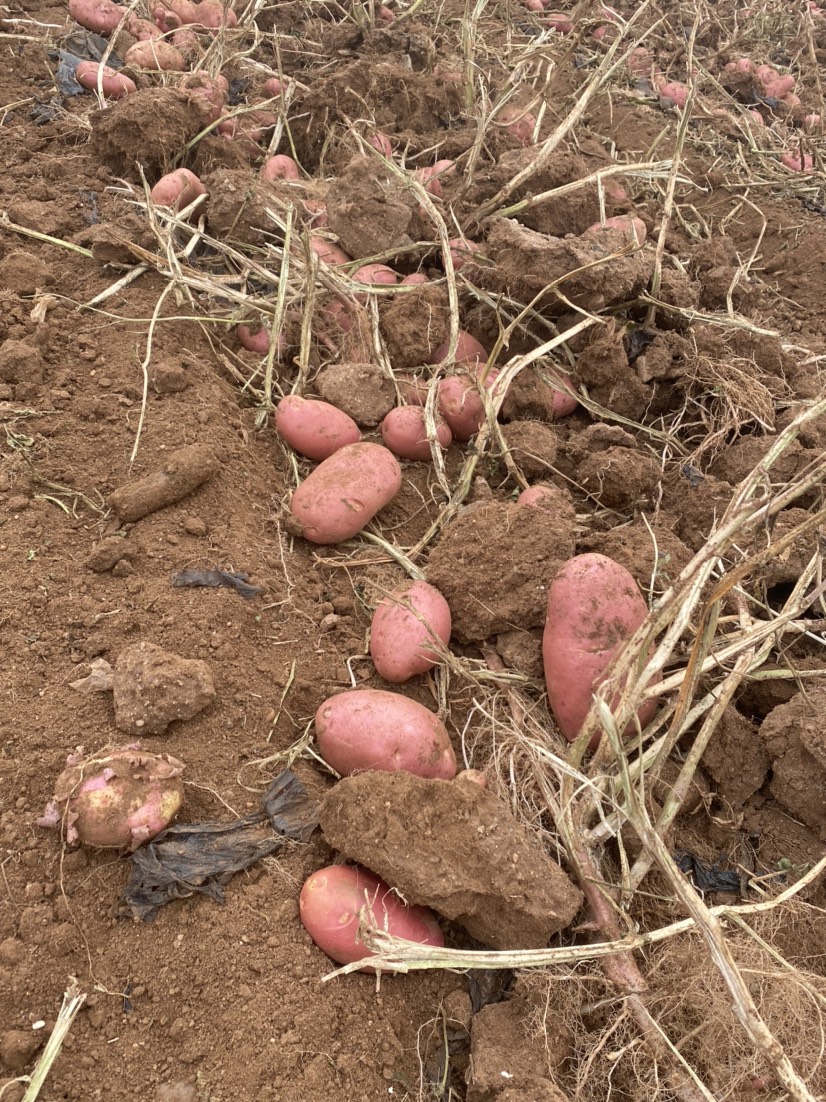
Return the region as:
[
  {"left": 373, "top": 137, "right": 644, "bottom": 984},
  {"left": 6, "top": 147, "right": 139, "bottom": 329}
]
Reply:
[{"left": 1, "top": 0, "right": 826, "bottom": 1100}]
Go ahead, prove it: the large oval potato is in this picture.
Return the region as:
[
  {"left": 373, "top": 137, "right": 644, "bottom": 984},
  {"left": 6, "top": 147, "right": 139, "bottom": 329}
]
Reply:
[
  {"left": 275, "top": 395, "right": 361, "bottom": 461},
  {"left": 150, "top": 168, "right": 206, "bottom": 211},
  {"left": 369, "top": 580, "right": 452, "bottom": 682},
  {"left": 543, "top": 553, "right": 657, "bottom": 749},
  {"left": 315, "top": 689, "right": 457, "bottom": 778},
  {"left": 428, "top": 329, "right": 488, "bottom": 368},
  {"left": 289, "top": 442, "right": 401, "bottom": 544},
  {"left": 300, "top": 864, "right": 443, "bottom": 968},
  {"left": 380, "top": 406, "right": 452, "bottom": 461},
  {"left": 69, "top": 0, "right": 123, "bottom": 34},
  {"left": 124, "top": 39, "right": 186, "bottom": 70},
  {"left": 75, "top": 61, "right": 136, "bottom": 99}
]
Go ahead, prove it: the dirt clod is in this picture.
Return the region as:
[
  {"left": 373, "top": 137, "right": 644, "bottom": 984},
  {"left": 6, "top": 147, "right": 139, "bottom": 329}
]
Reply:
[
  {"left": 314, "top": 362, "right": 395, "bottom": 426},
  {"left": 108, "top": 444, "right": 220, "bottom": 523},
  {"left": 0, "top": 1029, "right": 42, "bottom": 1071},
  {"left": 319, "top": 771, "right": 582, "bottom": 949},
  {"left": 113, "top": 642, "right": 215, "bottom": 735},
  {"left": 91, "top": 90, "right": 209, "bottom": 179}
]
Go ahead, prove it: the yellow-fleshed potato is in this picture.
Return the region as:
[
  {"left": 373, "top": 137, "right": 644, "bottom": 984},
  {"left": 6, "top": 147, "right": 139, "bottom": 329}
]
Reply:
[
  {"left": 543, "top": 553, "right": 657, "bottom": 749},
  {"left": 315, "top": 689, "right": 457, "bottom": 778},
  {"left": 275, "top": 395, "right": 361, "bottom": 461},
  {"left": 369, "top": 580, "right": 452, "bottom": 682},
  {"left": 289, "top": 442, "right": 401, "bottom": 544}
]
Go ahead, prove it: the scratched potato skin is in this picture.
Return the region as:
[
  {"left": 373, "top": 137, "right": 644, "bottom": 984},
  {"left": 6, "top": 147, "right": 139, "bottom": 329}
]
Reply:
[
  {"left": 542, "top": 553, "right": 657, "bottom": 748},
  {"left": 288, "top": 442, "right": 401, "bottom": 544}
]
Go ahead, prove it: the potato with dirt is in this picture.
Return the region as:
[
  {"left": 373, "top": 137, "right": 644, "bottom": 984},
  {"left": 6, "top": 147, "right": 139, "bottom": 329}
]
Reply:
[
  {"left": 299, "top": 864, "right": 443, "bottom": 968},
  {"left": 287, "top": 442, "right": 402, "bottom": 544},
  {"left": 543, "top": 553, "right": 657, "bottom": 748},
  {"left": 275, "top": 395, "right": 361, "bottom": 460},
  {"left": 369, "top": 580, "right": 452, "bottom": 682},
  {"left": 380, "top": 406, "right": 452, "bottom": 461},
  {"left": 315, "top": 688, "right": 457, "bottom": 779}
]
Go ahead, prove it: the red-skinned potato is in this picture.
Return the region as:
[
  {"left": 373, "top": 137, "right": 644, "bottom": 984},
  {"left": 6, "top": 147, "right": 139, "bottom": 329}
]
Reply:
[
  {"left": 69, "top": 0, "right": 123, "bottom": 34},
  {"left": 455, "top": 768, "right": 487, "bottom": 788},
  {"left": 543, "top": 553, "right": 657, "bottom": 750},
  {"left": 725, "top": 58, "right": 754, "bottom": 74},
  {"left": 429, "top": 329, "right": 488, "bottom": 368},
  {"left": 262, "top": 76, "right": 284, "bottom": 96},
  {"left": 447, "top": 236, "right": 480, "bottom": 271},
  {"left": 585, "top": 214, "right": 647, "bottom": 244},
  {"left": 262, "top": 154, "right": 301, "bottom": 181},
  {"left": 125, "top": 40, "right": 186, "bottom": 70},
  {"left": 368, "top": 131, "right": 393, "bottom": 156},
  {"left": 275, "top": 396, "right": 362, "bottom": 461},
  {"left": 379, "top": 4, "right": 394, "bottom": 20},
  {"left": 150, "top": 168, "right": 206, "bottom": 211},
  {"left": 546, "top": 11, "right": 575, "bottom": 32},
  {"left": 499, "top": 104, "right": 536, "bottom": 144},
  {"left": 517, "top": 484, "right": 559, "bottom": 510},
  {"left": 321, "top": 298, "right": 353, "bottom": 332},
  {"left": 180, "top": 72, "right": 226, "bottom": 121},
  {"left": 237, "top": 324, "right": 269, "bottom": 354},
  {"left": 75, "top": 61, "right": 136, "bottom": 99},
  {"left": 369, "top": 580, "right": 452, "bottom": 682},
  {"left": 311, "top": 237, "right": 352, "bottom": 266},
  {"left": 657, "top": 80, "right": 688, "bottom": 109},
  {"left": 414, "top": 165, "right": 444, "bottom": 197},
  {"left": 353, "top": 263, "right": 399, "bottom": 286},
  {"left": 380, "top": 406, "right": 452, "bottom": 461},
  {"left": 396, "top": 372, "right": 430, "bottom": 405},
  {"left": 300, "top": 864, "right": 443, "bottom": 968},
  {"left": 172, "top": 26, "right": 200, "bottom": 54},
  {"left": 781, "top": 151, "right": 814, "bottom": 172},
  {"left": 551, "top": 370, "right": 578, "bottom": 418},
  {"left": 315, "top": 689, "right": 457, "bottom": 778},
  {"left": 191, "top": 0, "right": 237, "bottom": 29},
  {"left": 437, "top": 369, "right": 500, "bottom": 441},
  {"left": 125, "top": 13, "right": 162, "bottom": 38},
  {"left": 289, "top": 442, "right": 401, "bottom": 544},
  {"left": 401, "top": 272, "right": 428, "bottom": 286},
  {"left": 303, "top": 199, "right": 328, "bottom": 227}
]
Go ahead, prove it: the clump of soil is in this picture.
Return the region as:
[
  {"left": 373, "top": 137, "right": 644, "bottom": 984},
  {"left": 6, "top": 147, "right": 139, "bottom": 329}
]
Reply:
[
  {"left": 379, "top": 283, "right": 451, "bottom": 370},
  {"left": 204, "top": 168, "right": 316, "bottom": 247},
  {"left": 314, "top": 362, "right": 395, "bottom": 425},
  {"left": 325, "top": 155, "right": 432, "bottom": 257},
  {"left": 761, "top": 687, "right": 826, "bottom": 837},
  {"left": 500, "top": 421, "right": 559, "bottom": 478},
  {"left": 91, "top": 89, "right": 209, "bottom": 179},
  {"left": 113, "top": 642, "right": 216, "bottom": 735},
  {"left": 426, "top": 501, "right": 575, "bottom": 640},
  {"left": 576, "top": 446, "right": 661, "bottom": 510},
  {"left": 319, "top": 771, "right": 583, "bottom": 949}
]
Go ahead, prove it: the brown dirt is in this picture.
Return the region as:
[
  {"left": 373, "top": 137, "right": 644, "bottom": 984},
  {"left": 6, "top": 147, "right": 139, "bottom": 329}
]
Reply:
[{"left": 2, "top": 0, "right": 826, "bottom": 1099}]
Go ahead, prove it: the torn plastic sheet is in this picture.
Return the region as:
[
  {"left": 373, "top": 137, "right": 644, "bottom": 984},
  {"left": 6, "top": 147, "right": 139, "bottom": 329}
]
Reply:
[{"left": 121, "top": 770, "right": 318, "bottom": 921}]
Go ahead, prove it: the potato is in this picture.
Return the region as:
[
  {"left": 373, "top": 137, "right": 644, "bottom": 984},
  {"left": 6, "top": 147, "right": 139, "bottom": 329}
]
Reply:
[
  {"left": 300, "top": 864, "right": 443, "bottom": 968},
  {"left": 150, "top": 168, "right": 206, "bottom": 211},
  {"left": 414, "top": 165, "right": 444, "bottom": 197},
  {"left": 368, "top": 131, "right": 393, "bottom": 156},
  {"left": 725, "top": 58, "right": 754, "bottom": 74},
  {"left": 380, "top": 406, "right": 451, "bottom": 461},
  {"left": 657, "top": 80, "right": 688, "bottom": 109},
  {"left": 275, "top": 395, "right": 361, "bottom": 460},
  {"left": 447, "top": 236, "right": 480, "bottom": 272},
  {"left": 321, "top": 299, "right": 353, "bottom": 331},
  {"left": 585, "top": 214, "right": 647, "bottom": 243},
  {"left": 545, "top": 11, "right": 575, "bottom": 32},
  {"left": 180, "top": 71, "right": 226, "bottom": 121},
  {"left": 311, "top": 237, "right": 352, "bottom": 266},
  {"left": 401, "top": 272, "right": 428, "bottom": 286},
  {"left": 125, "top": 39, "right": 186, "bottom": 70},
  {"left": 69, "top": 0, "right": 123, "bottom": 35},
  {"left": 517, "top": 484, "right": 558, "bottom": 510},
  {"left": 315, "top": 689, "right": 457, "bottom": 778},
  {"left": 303, "top": 198, "right": 328, "bottom": 227},
  {"left": 237, "top": 324, "right": 269, "bottom": 353},
  {"left": 353, "top": 263, "right": 399, "bottom": 286},
  {"left": 289, "top": 442, "right": 401, "bottom": 544},
  {"left": 262, "top": 154, "right": 300, "bottom": 181},
  {"left": 262, "top": 76, "right": 284, "bottom": 96},
  {"left": 781, "top": 151, "right": 813, "bottom": 171},
  {"left": 429, "top": 329, "right": 488, "bottom": 367},
  {"left": 396, "top": 372, "right": 430, "bottom": 404},
  {"left": 125, "top": 13, "right": 162, "bottom": 38},
  {"left": 192, "top": 0, "right": 238, "bottom": 28},
  {"left": 438, "top": 370, "right": 499, "bottom": 442},
  {"left": 369, "top": 580, "right": 452, "bottom": 682},
  {"left": 499, "top": 104, "right": 536, "bottom": 145},
  {"left": 754, "top": 65, "right": 795, "bottom": 98},
  {"left": 75, "top": 61, "right": 136, "bottom": 99},
  {"left": 542, "top": 553, "right": 657, "bottom": 749}
]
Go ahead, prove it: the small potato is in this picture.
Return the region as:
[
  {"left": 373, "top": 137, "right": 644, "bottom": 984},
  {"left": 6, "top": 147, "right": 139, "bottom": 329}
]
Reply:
[
  {"left": 429, "top": 329, "right": 488, "bottom": 368},
  {"left": 725, "top": 57, "right": 754, "bottom": 74},
  {"left": 368, "top": 131, "right": 393, "bottom": 156},
  {"left": 303, "top": 198, "right": 328, "bottom": 227},
  {"left": 353, "top": 263, "right": 399, "bottom": 286},
  {"left": 125, "top": 39, "right": 186, "bottom": 70},
  {"left": 447, "top": 236, "right": 480, "bottom": 272},
  {"left": 369, "top": 580, "right": 452, "bottom": 682},
  {"left": 379, "top": 4, "right": 394, "bottom": 20},
  {"left": 180, "top": 71, "right": 226, "bottom": 121},
  {"left": 517, "top": 484, "right": 560, "bottom": 511},
  {"left": 191, "top": 0, "right": 237, "bottom": 28},
  {"left": 289, "top": 442, "right": 401, "bottom": 544},
  {"left": 414, "top": 166, "right": 444, "bottom": 197},
  {"left": 321, "top": 298, "right": 353, "bottom": 331},
  {"left": 658, "top": 80, "right": 688, "bottom": 109},
  {"left": 627, "top": 46, "right": 652, "bottom": 75},
  {"left": 381, "top": 406, "right": 451, "bottom": 462},
  {"left": 150, "top": 168, "right": 206, "bottom": 211},
  {"left": 543, "top": 553, "right": 657, "bottom": 749},
  {"left": 552, "top": 370, "right": 578, "bottom": 418},
  {"left": 498, "top": 104, "right": 536, "bottom": 145},
  {"left": 315, "top": 688, "right": 457, "bottom": 778},
  {"left": 69, "top": 0, "right": 123, "bottom": 35},
  {"left": 781, "top": 151, "right": 814, "bottom": 172},
  {"left": 311, "top": 237, "right": 352, "bottom": 266},
  {"left": 754, "top": 65, "right": 795, "bottom": 98},
  {"left": 237, "top": 324, "right": 269, "bottom": 354},
  {"left": 172, "top": 26, "right": 200, "bottom": 53},
  {"left": 437, "top": 373, "right": 489, "bottom": 442},
  {"left": 585, "top": 214, "right": 647, "bottom": 244},
  {"left": 262, "top": 76, "right": 284, "bottom": 96},
  {"left": 545, "top": 10, "right": 575, "bottom": 32},
  {"left": 125, "top": 13, "right": 162, "bottom": 38},
  {"left": 455, "top": 768, "right": 487, "bottom": 788},
  {"left": 300, "top": 864, "right": 443, "bottom": 968},
  {"left": 262, "top": 154, "right": 301, "bottom": 181},
  {"left": 75, "top": 61, "right": 136, "bottom": 99},
  {"left": 400, "top": 272, "right": 428, "bottom": 285},
  {"left": 275, "top": 395, "right": 361, "bottom": 461}
]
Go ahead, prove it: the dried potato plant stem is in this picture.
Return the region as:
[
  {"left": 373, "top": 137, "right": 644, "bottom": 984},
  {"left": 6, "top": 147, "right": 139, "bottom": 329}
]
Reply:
[{"left": 470, "top": 0, "right": 659, "bottom": 226}]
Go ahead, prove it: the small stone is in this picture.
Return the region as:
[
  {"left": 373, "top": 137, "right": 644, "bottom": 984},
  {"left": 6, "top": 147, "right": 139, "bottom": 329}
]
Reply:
[
  {"left": 113, "top": 642, "right": 215, "bottom": 735},
  {"left": 182, "top": 516, "right": 207, "bottom": 536},
  {"left": 85, "top": 537, "right": 131, "bottom": 573}
]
